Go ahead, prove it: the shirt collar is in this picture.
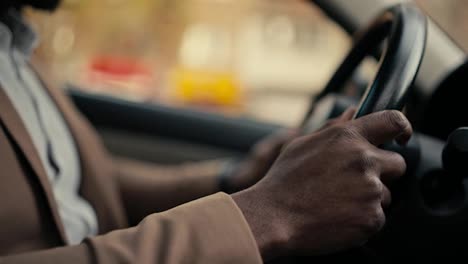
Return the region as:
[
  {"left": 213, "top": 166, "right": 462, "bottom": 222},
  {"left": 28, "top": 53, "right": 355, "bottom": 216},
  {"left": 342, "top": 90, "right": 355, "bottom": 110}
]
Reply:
[{"left": 0, "top": 8, "right": 38, "bottom": 57}]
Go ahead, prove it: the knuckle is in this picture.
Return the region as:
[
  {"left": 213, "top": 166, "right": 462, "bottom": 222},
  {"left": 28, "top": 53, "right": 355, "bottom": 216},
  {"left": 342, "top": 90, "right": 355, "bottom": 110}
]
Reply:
[
  {"left": 327, "top": 124, "right": 344, "bottom": 135},
  {"left": 351, "top": 148, "right": 378, "bottom": 173},
  {"left": 391, "top": 152, "right": 407, "bottom": 175},
  {"left": 361, "top": 207, "right": 386, "bottom": 235},
  {"left": 365, "top": 175, "right": 383, "bottom": 190},
  {"left": 287, "top": 137, "right": 304, "bottom": 149},
  {"left": 381, "top": 186, "right": 392, "bottom": 207},
  {"left": 382, "top": 110, "right": 409, "bottom": 133},
  {"left": 332, "top": 125, "right": 360, "bottom": 142},
  {"left": 364, "top": 176, "right": 384, "bottom": 199},
  {"left": 252, "top": 143, "right": 272, "bottom": 160},
  {"left": 254, "top": 147, "right": 269, "bottom": 160},
  {"left": 283, "top": 137, "right": 306, "bottom": 153}
]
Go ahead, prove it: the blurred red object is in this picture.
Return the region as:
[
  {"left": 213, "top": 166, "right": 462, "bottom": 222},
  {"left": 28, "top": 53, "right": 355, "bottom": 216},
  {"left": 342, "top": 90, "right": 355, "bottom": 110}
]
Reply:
[
  {"left": 83, "top": 55, "right": 158, "bottom": 100},
  {"left": 89, "top": 56, "right": 152, "bottom": 78}
]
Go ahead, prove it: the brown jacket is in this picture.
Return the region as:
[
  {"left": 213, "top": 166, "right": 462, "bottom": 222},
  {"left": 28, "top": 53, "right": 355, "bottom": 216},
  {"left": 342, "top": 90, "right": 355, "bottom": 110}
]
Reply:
[{"left": 0, "top": 64, "right": 262, "bottom": 263}]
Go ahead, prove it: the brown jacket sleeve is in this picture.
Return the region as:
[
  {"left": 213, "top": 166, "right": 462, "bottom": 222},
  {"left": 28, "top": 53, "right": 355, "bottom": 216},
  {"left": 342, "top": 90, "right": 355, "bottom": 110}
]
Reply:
[
  {"left": 115, "top": 157, "right": 230, "bottom": 225},
  {"left": 0, "top": 193, "right": 262, "bottom": 264}
]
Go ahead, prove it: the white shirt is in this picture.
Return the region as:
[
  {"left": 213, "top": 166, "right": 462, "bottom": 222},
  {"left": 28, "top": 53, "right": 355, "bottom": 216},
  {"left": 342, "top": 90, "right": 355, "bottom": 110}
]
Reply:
[{"left": 0, "top": 9, "right": 98, "bottom": 245}]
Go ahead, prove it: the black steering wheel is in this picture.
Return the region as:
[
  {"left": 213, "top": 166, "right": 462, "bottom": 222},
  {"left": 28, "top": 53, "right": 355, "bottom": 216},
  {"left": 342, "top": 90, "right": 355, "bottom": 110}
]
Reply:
[
  {"left": 298, "top": 3, "right": 429, "bottom": 260},
  {"left": 302, "top": 3, "right": 427, "bottom": 129}
]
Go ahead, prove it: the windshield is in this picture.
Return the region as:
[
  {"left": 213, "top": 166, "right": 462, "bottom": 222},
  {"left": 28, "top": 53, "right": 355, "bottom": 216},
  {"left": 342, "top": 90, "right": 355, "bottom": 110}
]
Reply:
[
  {"left": 415, "top": 0, "right": 468, "bottom": 51},
  {"left": 27, "top": 0, "right": 352, "bottom": 126}
]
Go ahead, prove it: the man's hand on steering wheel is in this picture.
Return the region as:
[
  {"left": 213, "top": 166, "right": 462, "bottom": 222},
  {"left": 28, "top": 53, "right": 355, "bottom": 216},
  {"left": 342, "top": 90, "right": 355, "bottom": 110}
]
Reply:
[
  {"left": 225, "top": 107, "right": 357, "bottom": 193},
  {"left": 233, "top": 110, "right": 412, "bottom": 261},
  {"left": 230, "top": 3, "right": 425, "bottom": 262}
]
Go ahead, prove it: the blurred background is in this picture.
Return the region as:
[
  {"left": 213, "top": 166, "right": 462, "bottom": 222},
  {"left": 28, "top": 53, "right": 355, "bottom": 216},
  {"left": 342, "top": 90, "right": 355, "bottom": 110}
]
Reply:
[{"left": 26, "top": 0, "right": 468, "bottom": 126}]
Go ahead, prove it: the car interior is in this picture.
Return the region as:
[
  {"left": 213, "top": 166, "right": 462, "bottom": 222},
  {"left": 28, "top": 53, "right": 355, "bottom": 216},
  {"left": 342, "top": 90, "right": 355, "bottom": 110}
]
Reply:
[{"left": 28, "top": 0, "right": 468, "bottom": 261}]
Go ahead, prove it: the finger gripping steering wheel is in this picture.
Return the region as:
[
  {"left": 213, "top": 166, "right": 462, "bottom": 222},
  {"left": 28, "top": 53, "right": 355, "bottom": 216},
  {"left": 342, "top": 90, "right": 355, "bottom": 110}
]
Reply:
[{"left": 303, "top": 3, "right": 427, "bottom": 123}]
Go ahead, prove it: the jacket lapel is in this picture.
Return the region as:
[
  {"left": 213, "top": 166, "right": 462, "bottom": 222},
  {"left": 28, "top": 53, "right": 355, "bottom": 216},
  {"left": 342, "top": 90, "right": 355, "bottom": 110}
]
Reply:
[
  {"left": 0, "top": 85, "right": 68, "bottom": 243},
  {"left": 31, "top": 59, "right": 128, "bottom": 232}
]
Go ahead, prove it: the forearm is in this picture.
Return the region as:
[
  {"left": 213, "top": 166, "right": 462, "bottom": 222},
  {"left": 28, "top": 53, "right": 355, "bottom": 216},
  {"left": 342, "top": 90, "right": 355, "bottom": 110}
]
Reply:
[
  {"left": 0, "top": 194, "right": 262, "bottom": 264},
  {"left": 115, "top": 157, "right": 227, "bottom": 225}
]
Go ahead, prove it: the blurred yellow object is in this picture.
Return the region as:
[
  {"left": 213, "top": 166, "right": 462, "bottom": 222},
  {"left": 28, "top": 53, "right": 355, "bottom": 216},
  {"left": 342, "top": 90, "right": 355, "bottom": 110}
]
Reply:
[{"left": 170, "top": 67, "right": 243, "bottom": 107}]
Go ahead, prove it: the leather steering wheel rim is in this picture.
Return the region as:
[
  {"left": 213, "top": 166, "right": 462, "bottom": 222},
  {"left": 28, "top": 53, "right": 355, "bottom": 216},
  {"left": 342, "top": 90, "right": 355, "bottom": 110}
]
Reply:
[{"left": 302, "top": 3, "right": 427, "bottom": 124}]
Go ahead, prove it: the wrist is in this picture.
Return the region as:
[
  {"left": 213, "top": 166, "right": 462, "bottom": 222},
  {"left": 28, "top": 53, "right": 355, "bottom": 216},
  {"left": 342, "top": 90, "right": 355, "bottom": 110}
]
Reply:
[{"left": 231, "top": 188, "right": 289, "bottom": 261}]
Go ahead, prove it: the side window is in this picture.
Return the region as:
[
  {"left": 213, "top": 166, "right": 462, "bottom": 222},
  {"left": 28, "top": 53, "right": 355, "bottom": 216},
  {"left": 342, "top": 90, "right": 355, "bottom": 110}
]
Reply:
[{"left": 28, "top": 0, "right": 351, "bottom": 126}]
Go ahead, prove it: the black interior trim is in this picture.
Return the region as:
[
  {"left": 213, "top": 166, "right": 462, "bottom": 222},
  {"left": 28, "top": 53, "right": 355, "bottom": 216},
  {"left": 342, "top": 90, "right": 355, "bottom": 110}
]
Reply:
[
  {"left": 100, "top": 129, "right": 242, "bottom": 164},
  {"left": 68, "top": 88, "right": 282, "bottom": 152},
  {"left": 420, "top": 59, "right": 468, "bottom": 140}
]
